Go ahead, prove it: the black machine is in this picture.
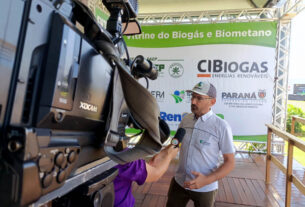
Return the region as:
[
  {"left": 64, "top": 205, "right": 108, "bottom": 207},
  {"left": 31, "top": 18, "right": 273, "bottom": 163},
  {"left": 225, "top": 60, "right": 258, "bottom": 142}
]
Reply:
[{"left": 0, "top": 0, "right": 166, "bottom": 206}]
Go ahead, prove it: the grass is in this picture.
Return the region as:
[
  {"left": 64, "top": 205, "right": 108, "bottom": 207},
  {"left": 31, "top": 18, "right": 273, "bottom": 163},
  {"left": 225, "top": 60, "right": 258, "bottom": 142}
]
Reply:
[
  {"left": 286, "top": 100, "right": 305, "bottom": 166},
  {"left": 233, "top": 135, "right": 266, "bottom": 142},
  {"left": 284, "top": 136, "right": 305, "bottom": 166},
  {"left": 126, "top": 128, "right": 268, "bottom": 142}
]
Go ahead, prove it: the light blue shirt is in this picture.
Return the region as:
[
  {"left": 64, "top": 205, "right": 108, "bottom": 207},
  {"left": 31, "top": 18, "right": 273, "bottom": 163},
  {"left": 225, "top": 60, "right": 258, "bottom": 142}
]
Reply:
[{"left": 175, "top": 110, "right": 235, "bottom": 192}]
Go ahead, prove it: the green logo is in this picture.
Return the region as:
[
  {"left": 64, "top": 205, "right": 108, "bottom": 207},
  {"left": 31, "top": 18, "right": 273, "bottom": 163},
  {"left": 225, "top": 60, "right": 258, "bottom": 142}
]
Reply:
[
  {"left": 216, "top": 114, "right": 224, "bottom": 119},
  {"left": 171, "top": 90, "right": 185, "bottom": 103},
  {"left": 155, "top": 64, "right": 165, "bottom": 72},
  {"left": 200, "top": 140, "right": 210, "bottom": 145},
  {"left": 169, "top": 63, "right": 184, "bottom": 78}
]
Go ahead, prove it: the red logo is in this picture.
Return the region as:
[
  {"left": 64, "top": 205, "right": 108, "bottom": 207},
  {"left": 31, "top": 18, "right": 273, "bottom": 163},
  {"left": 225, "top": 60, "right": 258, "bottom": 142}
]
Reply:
[{"left": 258, "top": 90, "right": 266, "bottom": 99}]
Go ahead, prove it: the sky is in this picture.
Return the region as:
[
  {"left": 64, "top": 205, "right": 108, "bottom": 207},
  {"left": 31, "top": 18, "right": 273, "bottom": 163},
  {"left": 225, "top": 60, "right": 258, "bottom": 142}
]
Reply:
[{"left": 288, "top": 9, "right": 305, "bottom": 89}]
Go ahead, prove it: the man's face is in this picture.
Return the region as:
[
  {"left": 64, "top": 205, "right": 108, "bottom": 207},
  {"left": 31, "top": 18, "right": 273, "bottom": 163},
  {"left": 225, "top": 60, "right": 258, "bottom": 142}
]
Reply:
[{"left": 191, "top": 92, "right": 216, "bottom": 118}]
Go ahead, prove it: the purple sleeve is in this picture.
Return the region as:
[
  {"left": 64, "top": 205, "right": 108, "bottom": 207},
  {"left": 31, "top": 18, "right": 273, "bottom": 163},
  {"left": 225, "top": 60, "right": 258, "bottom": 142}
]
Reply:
[{"left": 115, "top": 159, "right": 147, "bottom": 185}]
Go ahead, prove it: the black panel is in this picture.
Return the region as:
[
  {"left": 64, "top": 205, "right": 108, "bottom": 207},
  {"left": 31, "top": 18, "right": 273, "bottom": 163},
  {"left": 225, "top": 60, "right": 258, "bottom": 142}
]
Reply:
[{"left": 36, "top": 13, "right": 113, "bottom": 131}]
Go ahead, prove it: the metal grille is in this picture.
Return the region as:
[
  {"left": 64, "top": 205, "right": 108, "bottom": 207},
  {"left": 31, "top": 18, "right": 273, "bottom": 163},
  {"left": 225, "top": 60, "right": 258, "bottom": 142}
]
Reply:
[{"left": 137, "top": 8, "right": 278, "bottom": 25}]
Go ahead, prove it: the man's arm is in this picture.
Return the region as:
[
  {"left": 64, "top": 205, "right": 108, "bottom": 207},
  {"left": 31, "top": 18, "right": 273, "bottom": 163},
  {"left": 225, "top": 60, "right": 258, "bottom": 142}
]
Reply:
[
  {"left": 184, "top": 153, "right": 235, "bottom": 189},
  {"left": 145, "top": 144, "right": 179, "bottom": 183}
]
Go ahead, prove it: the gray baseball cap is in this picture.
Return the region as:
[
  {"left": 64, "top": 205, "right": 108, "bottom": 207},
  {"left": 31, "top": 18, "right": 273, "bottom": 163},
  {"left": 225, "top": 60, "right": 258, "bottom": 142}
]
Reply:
[{"left": 186, "top": 81, "right": 217, "bottom": 98}]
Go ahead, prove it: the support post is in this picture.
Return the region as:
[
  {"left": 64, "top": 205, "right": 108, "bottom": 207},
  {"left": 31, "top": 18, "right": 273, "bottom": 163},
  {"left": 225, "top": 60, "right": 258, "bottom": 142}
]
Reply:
[
  {"left": 266, "top": 128, "right": 272, "bottom": 184},
  {"left": 285, "top": 140, "right": 294, "bottom": 207},
  {"left": 291, "top": 116, "right": 295, "bottom": 135}
]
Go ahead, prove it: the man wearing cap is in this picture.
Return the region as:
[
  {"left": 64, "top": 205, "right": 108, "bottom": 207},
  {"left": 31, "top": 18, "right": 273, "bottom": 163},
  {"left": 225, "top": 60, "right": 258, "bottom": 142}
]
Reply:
[{"left": 166, "top": 81, "right": 235, "bottom": 207}]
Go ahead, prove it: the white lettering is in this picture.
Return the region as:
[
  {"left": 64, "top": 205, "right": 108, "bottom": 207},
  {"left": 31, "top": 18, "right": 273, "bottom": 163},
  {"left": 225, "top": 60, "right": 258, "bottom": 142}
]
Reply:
[{"left": 79, "top": 101, "right": 98, "bottom": 112}]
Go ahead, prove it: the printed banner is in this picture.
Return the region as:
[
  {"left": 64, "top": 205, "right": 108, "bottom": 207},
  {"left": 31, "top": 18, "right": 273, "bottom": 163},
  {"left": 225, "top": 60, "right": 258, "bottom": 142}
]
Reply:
[{"left": 125, "top": 22, "right": 277, "bottom": 137}]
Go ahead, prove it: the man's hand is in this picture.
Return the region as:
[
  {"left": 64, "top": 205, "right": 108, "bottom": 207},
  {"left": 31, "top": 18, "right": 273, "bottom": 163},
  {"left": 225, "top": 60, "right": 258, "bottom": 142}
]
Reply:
[
  {"left": 183, "top": 171, "right": 213, "bottom": 189},
  {"left": 183, "top": 153, "right": 235, "bottom": 189}
]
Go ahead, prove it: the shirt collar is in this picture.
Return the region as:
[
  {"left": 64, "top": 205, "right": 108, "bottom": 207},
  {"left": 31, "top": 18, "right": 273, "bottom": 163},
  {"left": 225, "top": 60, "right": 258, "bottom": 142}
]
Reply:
[{"left": 197, "top": 110, "right": 213, "bottom": 122}]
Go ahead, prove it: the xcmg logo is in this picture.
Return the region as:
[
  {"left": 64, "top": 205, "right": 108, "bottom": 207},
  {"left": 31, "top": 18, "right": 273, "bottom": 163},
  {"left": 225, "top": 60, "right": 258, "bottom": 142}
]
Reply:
[
  {"left": 197, "top": 59, "right": 269, "bottom": 79},
  {"left": 79, "top": 101, "right": 98, "bottom": 112},
  {"left": 160, "top": 112, "right": 188, "bottom": 122}
]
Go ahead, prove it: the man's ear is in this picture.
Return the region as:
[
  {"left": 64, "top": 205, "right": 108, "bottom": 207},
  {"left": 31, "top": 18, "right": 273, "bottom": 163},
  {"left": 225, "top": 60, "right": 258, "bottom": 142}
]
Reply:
[{"left": 211, "top": 98, "right": 216, "bottom": 105}]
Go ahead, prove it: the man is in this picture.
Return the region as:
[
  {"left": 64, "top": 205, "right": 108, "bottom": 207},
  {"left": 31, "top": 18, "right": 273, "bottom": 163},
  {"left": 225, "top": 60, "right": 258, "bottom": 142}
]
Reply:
[
  {"left": 166, "top": 81, "right": 235, "bottom": 207},
  {"left": 114, "top": 143, "right": 179, "bottom": 207}
]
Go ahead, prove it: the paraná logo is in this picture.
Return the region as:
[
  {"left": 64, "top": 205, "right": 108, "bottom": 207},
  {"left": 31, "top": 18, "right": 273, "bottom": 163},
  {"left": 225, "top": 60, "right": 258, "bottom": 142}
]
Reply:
[{"left": 258, "top": 89, "right": 266, "bottom": 99}]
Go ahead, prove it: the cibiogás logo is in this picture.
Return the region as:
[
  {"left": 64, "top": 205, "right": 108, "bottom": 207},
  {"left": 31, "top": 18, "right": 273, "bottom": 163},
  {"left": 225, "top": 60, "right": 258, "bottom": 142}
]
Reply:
[{"left": 197, "top": 59, "right": 269, "bottom": 79}]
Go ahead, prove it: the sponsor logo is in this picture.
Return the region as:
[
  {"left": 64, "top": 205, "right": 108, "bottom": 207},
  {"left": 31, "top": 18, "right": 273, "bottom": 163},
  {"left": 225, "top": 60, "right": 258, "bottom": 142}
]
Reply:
[
  {"left": 221, "top": 90, "right": 267, "bottom": 108},
  {"left": 199, "top": 140, "right": 210, "bottom": 145},
  {"left": 258, "top": 89, "right": 266, "bottom": 99},
  {"left": 79, "top": 101, "right": 98, "bottom": 112},
  {"left": 169, "top": 63, "right": 184, "bottom": 78},
  {"left": 155, "top": 64, "right": 165, "bottom": 77},
  {"left": 216, "top": 113, "right": 224, "bottom": 119},
  {"left": 150, "top": 90, "right": 165, "bottom": 102},
  {"left": 222, "top": 92, "right": 257, "bottom": 99},
  {"left": 171, "top": 90, "right": 192, "bottom": 103},
  {"left": 171, "top": 90, "right": 185, "bottom": 103},
  {"left": 197, "top": 59, "right": 269, "bottom": 79},
  {"left": 160, "top": 112, "right": 188, "bottom": 122},
  {"left": 147, "top": 57, "right": 158, "bottom": 61}
]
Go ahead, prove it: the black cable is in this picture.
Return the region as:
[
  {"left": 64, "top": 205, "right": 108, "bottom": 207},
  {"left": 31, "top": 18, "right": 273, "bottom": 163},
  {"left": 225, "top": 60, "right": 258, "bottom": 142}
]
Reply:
[
  {"left": 128, "top": 111, "right": 142, "bottom": 129},
  {"left": 144, "top": 77, "right": 149, "bottom": 89},
  {"left": 125, "top": 111, "right": 144, "bottom": 139},
  {"left": 117, "top": 0, "right": 131, "bottom": 66},
  {"left": 122, "top": 38, "right": 130, "bottom": 63}
]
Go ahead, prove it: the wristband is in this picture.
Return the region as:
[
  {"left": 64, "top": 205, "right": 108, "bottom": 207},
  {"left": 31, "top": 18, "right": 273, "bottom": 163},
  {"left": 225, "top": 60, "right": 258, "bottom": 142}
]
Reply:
[{"left": 171, "top": 138, "right": 179, "bottom": 147}]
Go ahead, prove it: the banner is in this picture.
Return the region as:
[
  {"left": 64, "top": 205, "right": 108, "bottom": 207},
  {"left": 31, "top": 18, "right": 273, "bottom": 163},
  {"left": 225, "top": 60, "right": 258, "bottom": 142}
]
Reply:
[{"left": 125, "top": 22, "right": 277, "bottom": 138}]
